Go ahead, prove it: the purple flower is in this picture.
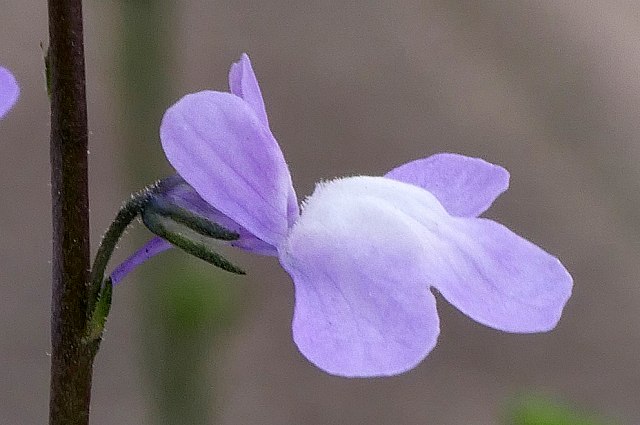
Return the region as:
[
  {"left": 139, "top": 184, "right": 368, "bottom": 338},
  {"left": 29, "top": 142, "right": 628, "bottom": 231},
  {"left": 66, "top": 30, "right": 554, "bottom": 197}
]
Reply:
[
  {"left": 0, "top": 66, "right": 19, "bottom": 119},
  {"left": 119, "top": 54, "right": 572, "bottom": 377}
]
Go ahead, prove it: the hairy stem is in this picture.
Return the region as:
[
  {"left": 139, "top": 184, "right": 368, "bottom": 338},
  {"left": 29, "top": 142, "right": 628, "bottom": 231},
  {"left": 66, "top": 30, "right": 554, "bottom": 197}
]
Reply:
[{"left": 48, "top": 0, "right": 93, "bottom": 423}]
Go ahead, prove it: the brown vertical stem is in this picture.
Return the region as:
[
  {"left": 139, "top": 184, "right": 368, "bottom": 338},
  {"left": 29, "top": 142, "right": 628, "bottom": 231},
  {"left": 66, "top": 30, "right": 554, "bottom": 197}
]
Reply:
[{"left": 48, "top": 0, "right": 93, "bottom": 424}]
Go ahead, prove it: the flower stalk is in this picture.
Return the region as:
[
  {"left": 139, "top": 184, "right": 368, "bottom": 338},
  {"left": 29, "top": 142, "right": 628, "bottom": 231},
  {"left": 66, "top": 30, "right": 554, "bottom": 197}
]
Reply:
[{"left": 87, "top": 189, "right": 153, "bottom": 312}]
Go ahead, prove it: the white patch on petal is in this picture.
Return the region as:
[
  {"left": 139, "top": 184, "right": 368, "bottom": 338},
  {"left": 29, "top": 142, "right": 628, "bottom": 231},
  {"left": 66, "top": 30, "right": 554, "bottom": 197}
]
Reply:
[{"left": 290, "top": 176, "right": 450, "bottom": 241}]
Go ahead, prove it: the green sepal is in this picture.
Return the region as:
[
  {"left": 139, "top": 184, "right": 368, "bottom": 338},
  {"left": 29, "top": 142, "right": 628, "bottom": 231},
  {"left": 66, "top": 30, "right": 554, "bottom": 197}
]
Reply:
[
  {"left": 85, "top": 278, "right": 113, "bottom": 342},
  {"left": 142, "top": 210, "right": 246, "bottom": 275},
  {"left": 147, "top": 195, "right": 240, "bottom": 241}
]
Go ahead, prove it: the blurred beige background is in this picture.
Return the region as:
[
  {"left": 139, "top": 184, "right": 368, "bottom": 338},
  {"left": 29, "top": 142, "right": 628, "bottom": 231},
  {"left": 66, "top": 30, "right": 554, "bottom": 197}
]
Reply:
[{"left": 2, "top": 1, "right": 640, "bottom": 424}]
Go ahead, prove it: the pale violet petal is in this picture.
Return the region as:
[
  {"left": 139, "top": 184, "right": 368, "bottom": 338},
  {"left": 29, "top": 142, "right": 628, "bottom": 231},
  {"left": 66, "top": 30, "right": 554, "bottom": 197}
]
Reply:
[
  {"left": 433, "top": 217, "right": 573, "bottom": 332},
  {"left": 385, "top": 153, "right": 509, "bottom": 217},
  {"left": 0, "top": 67, "right": 19, "bottom": 119},
  {"left": 279, "top": 177, "right": 442, "bottom": 377},
  {"left": 160, "top": 91, "right": 297, "bottom": 247},
  {"left": 228, "top": 53, "right": 269, "bottom": 127},
  {"left": 228, "top": 54, "right": 299, "bottom": 227}
]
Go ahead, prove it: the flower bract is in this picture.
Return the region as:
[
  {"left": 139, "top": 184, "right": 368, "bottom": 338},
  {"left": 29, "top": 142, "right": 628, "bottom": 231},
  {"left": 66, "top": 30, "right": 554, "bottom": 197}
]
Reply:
[{"left": 116, "top": 53, "right": 572, "bottom": 377}]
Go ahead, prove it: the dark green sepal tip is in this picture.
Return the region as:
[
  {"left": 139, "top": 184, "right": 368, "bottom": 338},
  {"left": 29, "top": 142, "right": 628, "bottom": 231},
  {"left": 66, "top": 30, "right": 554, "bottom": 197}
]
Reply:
[
  {"left": 146, "top": 195, "right": 240, "bottom": 241},
  {"left": 142, "top": 209, "right": 246, "bottom": 275}
]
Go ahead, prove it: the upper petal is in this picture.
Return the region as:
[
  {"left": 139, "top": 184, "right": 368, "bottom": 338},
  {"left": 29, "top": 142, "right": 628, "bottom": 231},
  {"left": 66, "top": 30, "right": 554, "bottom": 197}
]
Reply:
[
  {"left": 0, "top": 67, "right": 19, "bottom": 119},
  {"left": 385, "top": 153, "right": 509, "bottom": 217},
  {"left": 228, "top": 53, "right": 269, "bottom": 127},
  {"left": 279, "top": 177, "right": 442, "bottom": 377},
  {"left": 160, "top": 90, "right": 296, "bottom": 247}
]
